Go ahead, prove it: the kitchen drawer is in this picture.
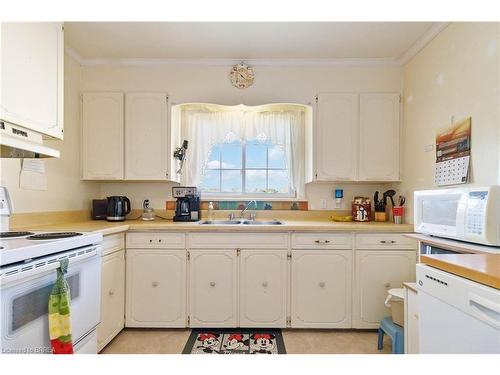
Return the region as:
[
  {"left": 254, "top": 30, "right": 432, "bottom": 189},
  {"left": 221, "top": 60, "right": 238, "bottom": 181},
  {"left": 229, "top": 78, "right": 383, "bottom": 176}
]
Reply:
[
  {"left": 188, "top": 232, "right": 289, "bottom": 249},
  {"left": 355, "top": 233, "right": 416, "bottom": 250},
  {"left": 126, "top": 232, "right": 186, "bottom": 249},
  {"left": 292, "top": 233, "right": 353, "bottom": 250},
  {"left": 101, "top": 233, "right": 125, "bottom": 256}
]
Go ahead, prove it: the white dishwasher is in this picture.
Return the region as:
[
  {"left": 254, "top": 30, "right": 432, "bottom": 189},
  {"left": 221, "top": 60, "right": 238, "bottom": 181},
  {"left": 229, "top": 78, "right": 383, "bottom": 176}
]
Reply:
[{"left": 416, "top": 264, "right": 500, "bottom": 354}]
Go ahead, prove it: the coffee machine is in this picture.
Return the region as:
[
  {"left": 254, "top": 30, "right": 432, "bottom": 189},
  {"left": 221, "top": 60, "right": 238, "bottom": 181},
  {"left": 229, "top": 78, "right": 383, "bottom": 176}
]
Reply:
[{"left": 172, "top": 186, "right": 201, "bottom": 222}]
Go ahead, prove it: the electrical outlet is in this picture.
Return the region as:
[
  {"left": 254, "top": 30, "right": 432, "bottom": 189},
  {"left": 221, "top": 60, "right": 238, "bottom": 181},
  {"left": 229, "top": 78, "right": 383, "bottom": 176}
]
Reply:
[{"left": 320, "top": 199, "right": 328, "bottom": 209}]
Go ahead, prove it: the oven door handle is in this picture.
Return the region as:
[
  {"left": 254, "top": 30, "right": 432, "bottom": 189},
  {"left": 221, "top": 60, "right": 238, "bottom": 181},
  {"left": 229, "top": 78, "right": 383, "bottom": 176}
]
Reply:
[
  {"left": 0, "top": 250, "right": 98, "bottom": 286},
  {"left": 1, "top": 263, "right": 61, "bottom": 286}
]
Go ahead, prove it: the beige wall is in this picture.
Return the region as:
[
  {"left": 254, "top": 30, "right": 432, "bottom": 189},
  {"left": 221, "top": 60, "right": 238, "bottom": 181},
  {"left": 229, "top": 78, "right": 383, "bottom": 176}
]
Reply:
[
  {"left": 82, "top": 63, "right": 401, "bottom": 209},
  {"left": 400, "top": 22, "right": 500, "bottom": 222},
  {"left": 0, "top": 53, "right": 100, "bottom": 213}
]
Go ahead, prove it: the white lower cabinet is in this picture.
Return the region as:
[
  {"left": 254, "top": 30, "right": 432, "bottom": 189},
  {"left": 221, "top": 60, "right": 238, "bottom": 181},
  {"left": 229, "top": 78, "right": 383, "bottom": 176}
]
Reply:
[
  {"left": 189, "top": 249, "right": 238, "bottom": 327},
  {"left": 291, "top": 250, "right": 352, "bottom": 328},
  {"left": 353, "top": 250, "right": 416, "bottom": 328},
  {"left": 97, "top": 248, "right": 125, "bottom": 351},
  {"left": 120, "top": 231, "right": 415, "bottom": 330},
  {"left": 239, "top": 249, "right": 288, "bottom": 328},
  {"left": 126, "top": 249, "right": 186, "bottom": 327},
  {"left": 404, "top": 285, "right": 419, "bottom": 354}
]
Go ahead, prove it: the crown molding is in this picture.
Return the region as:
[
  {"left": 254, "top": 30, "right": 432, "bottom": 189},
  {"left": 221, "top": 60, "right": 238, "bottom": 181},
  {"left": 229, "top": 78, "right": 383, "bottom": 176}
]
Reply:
[
  {"left": 64, "top": 46, "right": 84, "bottom": 64},
  {"left": 397, "top": 22, "right": 450, "bottom": 65},
  {"left": 64, "top": 22, "right": 449, "bottom": 68},
  {"left": 67, "top": 55, "right": 401, "bottom": 67}
]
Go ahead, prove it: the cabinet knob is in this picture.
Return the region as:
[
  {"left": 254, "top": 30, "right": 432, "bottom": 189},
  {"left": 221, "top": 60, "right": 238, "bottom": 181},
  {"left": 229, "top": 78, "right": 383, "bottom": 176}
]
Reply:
[
  {"left": 380, "top": 240, "right": 387, "bottom": 244},
  {"left": 152, "top": 281, "right": 159, "bottom": 287},
  {"left": 319, "top": 282, "right": 325, "bottom": 288},
  {"left": 262, "top": 281, "right": 268, "bottom": 288},
  {"left": 108, "top": 289, "right": 115, "bottom": 296},
  {"left": 158, "top": 239, "right": 162, "bottom": 243},
  {"left": 314, "top": 240, "right": 330, "bottom": 244},
  {"left": 149, "top": 239, "right": 153, "bottom": 243},
  {"left": 210, "top": 281, "right": 216, "bottom": 287}
]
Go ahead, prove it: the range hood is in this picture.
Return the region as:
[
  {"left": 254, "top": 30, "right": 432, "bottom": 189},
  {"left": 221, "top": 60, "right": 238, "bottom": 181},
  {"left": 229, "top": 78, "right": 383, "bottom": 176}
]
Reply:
[{"left": 0, "top": 121, "right": 60, "bottom": 158}]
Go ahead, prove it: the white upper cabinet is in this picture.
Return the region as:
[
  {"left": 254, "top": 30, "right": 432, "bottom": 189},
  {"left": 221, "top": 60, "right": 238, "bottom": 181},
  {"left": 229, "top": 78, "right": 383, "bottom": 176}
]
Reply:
[
  {"left": 313, "top": 92, "right": 400, "bottom": 182},
  {"left": 359, "top": 93, "right": 400, "bottom": 181},
  {"left": 125, "top": 93, "right": 169, "bottom": 180},
  {"left": 81, "top": 92, "right": 124, "bottom": 180},
  {"left": 0, "top": 22, "right": 64, "bottom": 139},
  {"left": 316, "top": 93, "right": 359, "bottom": 181}
]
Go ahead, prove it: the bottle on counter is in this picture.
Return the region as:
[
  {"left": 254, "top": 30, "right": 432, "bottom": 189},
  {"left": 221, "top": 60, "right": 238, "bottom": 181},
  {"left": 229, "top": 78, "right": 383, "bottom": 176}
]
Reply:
[{"left": 208, "top": 201, "right": 214, "bottom": 221}]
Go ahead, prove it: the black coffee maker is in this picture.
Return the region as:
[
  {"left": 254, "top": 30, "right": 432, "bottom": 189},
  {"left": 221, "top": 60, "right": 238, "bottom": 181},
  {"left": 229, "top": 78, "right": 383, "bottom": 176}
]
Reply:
[
  {"left": 172, "top": 187, "right": 201, "bottom": 222},
  {"left": 106, "top": 196, "right": 131, "bottom": 222}
]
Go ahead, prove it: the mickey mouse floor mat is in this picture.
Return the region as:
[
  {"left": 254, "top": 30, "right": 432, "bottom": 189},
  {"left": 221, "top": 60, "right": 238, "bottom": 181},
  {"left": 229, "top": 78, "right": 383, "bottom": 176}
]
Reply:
[{"left": 182, "top": 329, "right": 286, "bottom": 354}]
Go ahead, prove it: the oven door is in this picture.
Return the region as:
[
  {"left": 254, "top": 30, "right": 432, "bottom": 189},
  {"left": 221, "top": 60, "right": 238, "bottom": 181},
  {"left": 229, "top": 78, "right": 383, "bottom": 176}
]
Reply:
[{"left": 0, "top": 246, "right": 101, "bottom": 354}]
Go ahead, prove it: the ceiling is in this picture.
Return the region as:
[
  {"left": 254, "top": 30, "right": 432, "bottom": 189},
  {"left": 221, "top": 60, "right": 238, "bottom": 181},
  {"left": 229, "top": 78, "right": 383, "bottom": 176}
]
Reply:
[{"left": 64, "top": 22, "right": 441, "bottom": 62}]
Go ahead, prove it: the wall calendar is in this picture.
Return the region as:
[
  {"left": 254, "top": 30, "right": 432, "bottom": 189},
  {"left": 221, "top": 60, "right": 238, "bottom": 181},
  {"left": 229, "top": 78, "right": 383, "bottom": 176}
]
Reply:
[{"left": 434, "top": 117, "right": 471, "bottom": 186}]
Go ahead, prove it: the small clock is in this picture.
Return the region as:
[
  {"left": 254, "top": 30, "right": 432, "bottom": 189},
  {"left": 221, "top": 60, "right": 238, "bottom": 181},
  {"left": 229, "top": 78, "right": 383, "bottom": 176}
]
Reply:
[{"left": 230, "top": 63, "right": 255, "bottom": 89}]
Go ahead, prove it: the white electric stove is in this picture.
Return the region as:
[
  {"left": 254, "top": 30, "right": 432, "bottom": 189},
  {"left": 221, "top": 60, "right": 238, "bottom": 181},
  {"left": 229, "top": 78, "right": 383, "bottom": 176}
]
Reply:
[
  {"left": 0, "top": 230, "right": 103, "bottom": 354},
  {"left": 0, "top": 231, "right": 102, "bottom": 266}
]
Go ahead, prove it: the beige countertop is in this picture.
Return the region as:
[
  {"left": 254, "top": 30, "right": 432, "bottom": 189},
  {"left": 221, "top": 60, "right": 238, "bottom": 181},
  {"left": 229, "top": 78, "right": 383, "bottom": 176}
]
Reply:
[
  {"left": 17, "top": 219, "right": 414, "bottom": 235},
  {"left": 403, "top": 282, "right": 418, "bottom": 292},
  {"left": 420, "top": 254, "right": 500, "bottom": 289}
]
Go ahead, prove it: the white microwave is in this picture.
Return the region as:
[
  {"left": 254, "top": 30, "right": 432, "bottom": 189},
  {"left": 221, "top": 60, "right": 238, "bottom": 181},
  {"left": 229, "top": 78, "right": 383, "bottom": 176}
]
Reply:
[{"left": 414, "top": 186, "right": 500, "bottom": 246}]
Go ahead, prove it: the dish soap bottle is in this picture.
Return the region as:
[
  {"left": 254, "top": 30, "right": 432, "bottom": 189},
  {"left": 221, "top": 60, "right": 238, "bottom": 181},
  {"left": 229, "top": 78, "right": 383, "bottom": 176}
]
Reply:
[{"left": 208, "top": 201, "right": 214, "bottom": 221}]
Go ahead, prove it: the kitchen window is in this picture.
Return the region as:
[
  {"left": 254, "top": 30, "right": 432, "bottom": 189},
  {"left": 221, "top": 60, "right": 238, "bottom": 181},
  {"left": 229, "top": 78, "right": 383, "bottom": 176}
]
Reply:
[
  {"left": 178, "top": 103, "right": 308, "bottom": 198},
  {"left": 200, "top": 140, "right": 291, "bottom": 195}
]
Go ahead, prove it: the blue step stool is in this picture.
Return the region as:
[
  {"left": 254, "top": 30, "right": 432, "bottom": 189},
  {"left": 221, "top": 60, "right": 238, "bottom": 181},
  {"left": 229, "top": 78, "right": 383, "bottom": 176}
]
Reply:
[{"left": 377, "top": 316, "right": 404, "bottom": 354}]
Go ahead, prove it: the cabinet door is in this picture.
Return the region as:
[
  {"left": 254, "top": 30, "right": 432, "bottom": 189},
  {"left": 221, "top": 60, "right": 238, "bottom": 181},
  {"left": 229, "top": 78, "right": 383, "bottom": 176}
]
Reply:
[
  {"left": 359, "top": 93, "right": 400, "bottom": 181},
  {"left": 125, "top": 93, "right": 169, "bottom": 180},
  {"left": 315, "top": 93, "right": 359, "bottom": 181},
  {"left": 291, "top": 250, "right": 352, "bottom": 328},
  {"left": 353, "top": 250, "right": 416, "bottom": 328},
  {"left": 81, "top": 92, "right": 124, "bottom": 180},
  {"left": 405, "top": 287, "right": 419, "bottom": 354},
  {"left": 239, "top": 250, "right": 287, "bottom": 328},
  {"left": 97, "top": 249, "right": 125, "bottom": 352},
  {"left": 0, "top": 22, "right": 64, "bottom": 139},
  {"left": 189, "top": 249, "right": 238, "bottom": 327},
  {"left": 126, "top": 249, "right": 186, "bottom": 327}
]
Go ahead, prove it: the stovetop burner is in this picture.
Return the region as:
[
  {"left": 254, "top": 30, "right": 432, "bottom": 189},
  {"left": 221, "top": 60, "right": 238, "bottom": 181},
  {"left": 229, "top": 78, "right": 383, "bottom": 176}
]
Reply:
[
  {"left": 0, "top": 231, "right": 35, "bottom": 238},
  {"left": 27, "top": 232, "right": 83, "bottom": 240}
]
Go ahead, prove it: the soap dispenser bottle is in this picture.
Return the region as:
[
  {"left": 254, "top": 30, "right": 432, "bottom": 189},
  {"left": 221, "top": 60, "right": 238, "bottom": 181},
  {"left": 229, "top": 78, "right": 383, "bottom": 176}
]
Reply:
[{"left": 208, "top": 201, "right": 214, "bottom": 221}]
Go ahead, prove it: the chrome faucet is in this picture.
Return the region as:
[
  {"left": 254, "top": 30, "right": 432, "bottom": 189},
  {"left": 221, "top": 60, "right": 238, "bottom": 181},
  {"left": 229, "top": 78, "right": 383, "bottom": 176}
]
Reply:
[{"left": 240, "top": 200, "right": 257, "bottom": 219}]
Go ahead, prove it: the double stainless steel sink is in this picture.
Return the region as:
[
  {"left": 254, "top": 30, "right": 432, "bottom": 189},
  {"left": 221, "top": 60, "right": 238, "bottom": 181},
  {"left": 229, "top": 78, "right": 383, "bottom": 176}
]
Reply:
[{"left": 199, "top": 219, "right": 284, "bottom": 225}]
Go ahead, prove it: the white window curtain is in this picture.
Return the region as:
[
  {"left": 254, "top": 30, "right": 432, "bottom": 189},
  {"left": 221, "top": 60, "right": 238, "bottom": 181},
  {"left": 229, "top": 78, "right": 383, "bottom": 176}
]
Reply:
[{"left": 181, "top": 104, "right": 306, "bottom": 198}]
